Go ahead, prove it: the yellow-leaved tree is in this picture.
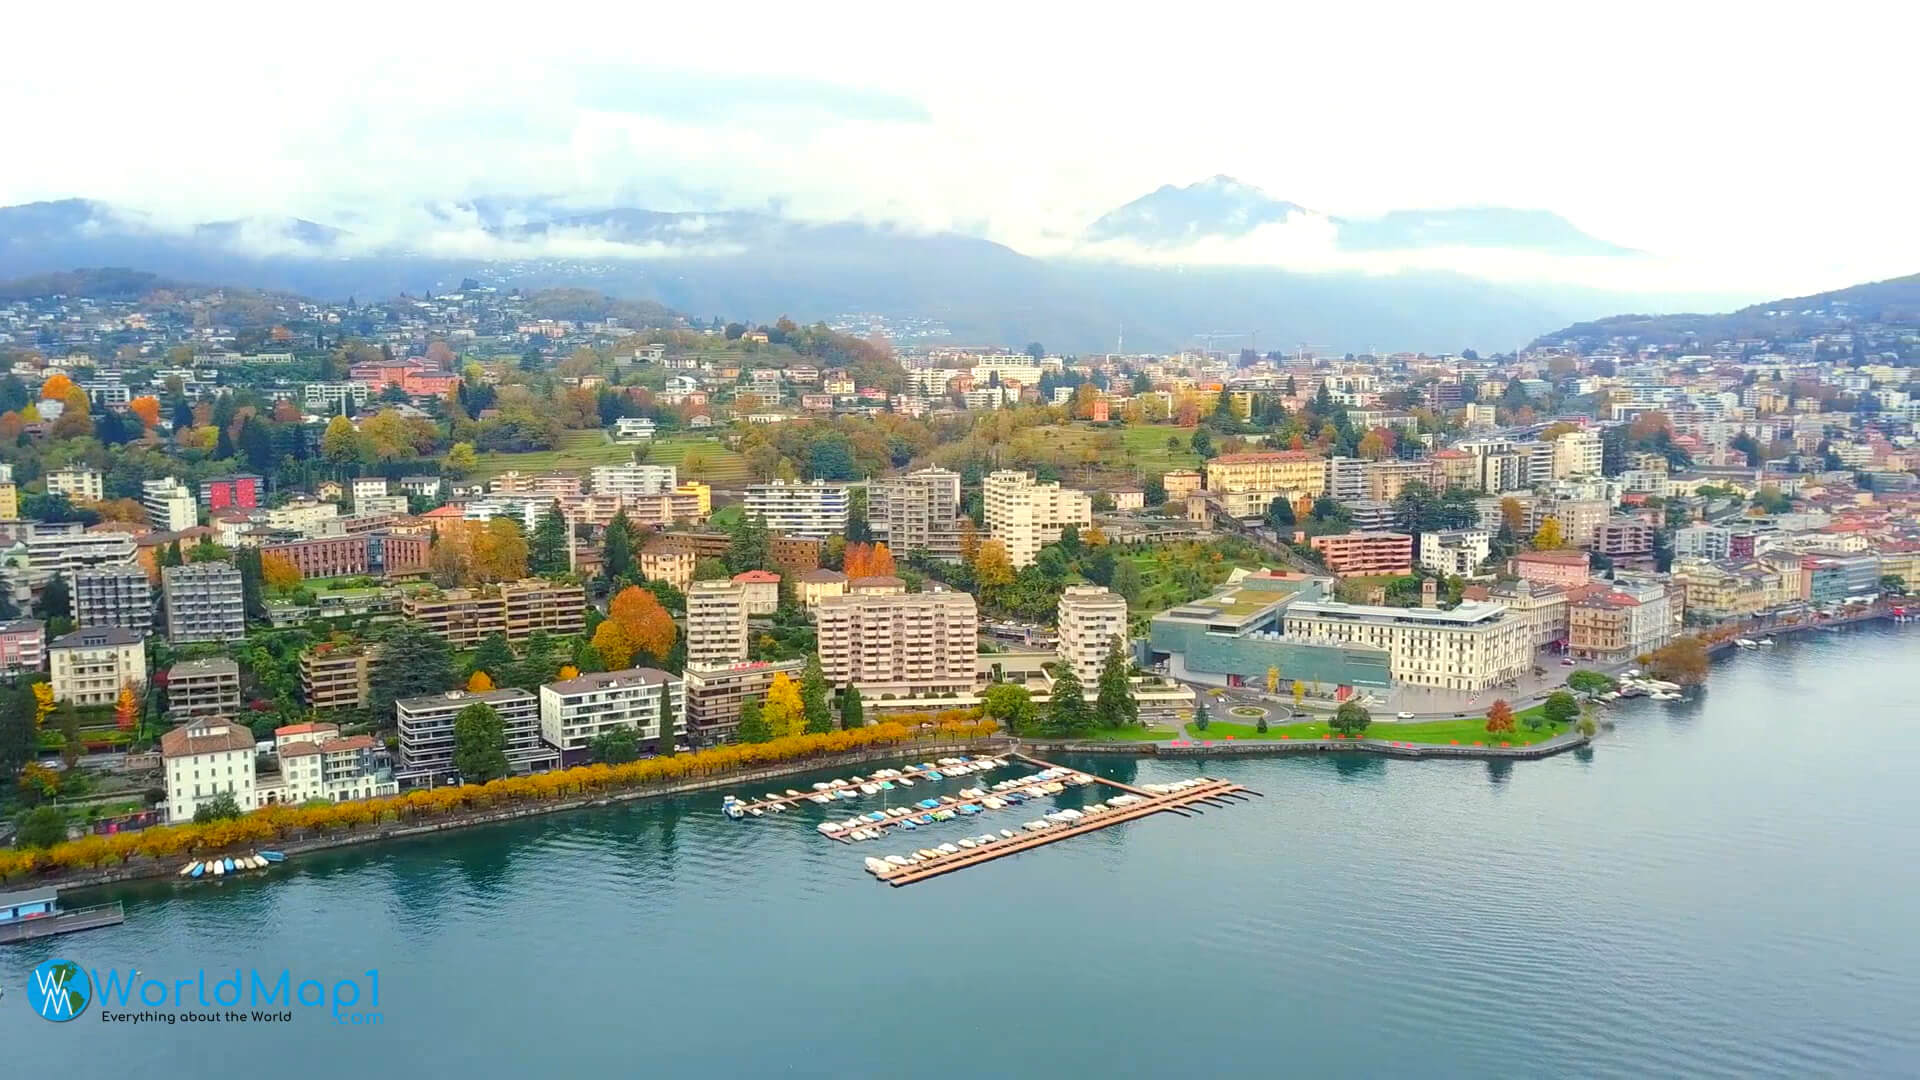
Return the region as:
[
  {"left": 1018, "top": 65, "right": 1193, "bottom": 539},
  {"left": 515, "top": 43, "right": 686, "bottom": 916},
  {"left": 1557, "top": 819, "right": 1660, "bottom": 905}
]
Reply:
[
  {"left": 466, "top": 671, "right": 494, "bottom": 692},
  {"left": 609, "top": 586, "right": 677, "bottom": 665},
  {"left": 591, "top": 621, "right": 636, "bottom": 670},
  {"left": 1532, "top": 519, "right": 1565, "bottom": 551},
  {"left": 260, "top": 552, "right": 303, "bottom": 591},
  {"left": 762, "top": 672, "right": 806, "bottom": 738}
]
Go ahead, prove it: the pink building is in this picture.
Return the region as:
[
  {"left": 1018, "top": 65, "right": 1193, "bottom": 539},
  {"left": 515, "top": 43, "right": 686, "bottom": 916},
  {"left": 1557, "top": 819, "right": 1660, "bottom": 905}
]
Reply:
[
  {"left": 0, "top": 618, "right": 46, "bottom": 675},
  {"left": 1514, "top": 549, "right": 1591, "bottom": 589}
]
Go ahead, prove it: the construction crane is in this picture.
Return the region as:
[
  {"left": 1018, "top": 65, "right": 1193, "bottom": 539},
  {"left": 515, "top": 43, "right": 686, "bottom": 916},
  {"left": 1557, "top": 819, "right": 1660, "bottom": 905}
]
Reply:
[{"left": 1192, "top": 331, "right": 1245, "bottom": 353}]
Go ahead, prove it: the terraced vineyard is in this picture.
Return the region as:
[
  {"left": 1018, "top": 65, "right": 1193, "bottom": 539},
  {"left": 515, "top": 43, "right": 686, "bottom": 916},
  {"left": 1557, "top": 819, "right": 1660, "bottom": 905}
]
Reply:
[{"left": 644, "top": 435, "right": 753, "bottom": 486}]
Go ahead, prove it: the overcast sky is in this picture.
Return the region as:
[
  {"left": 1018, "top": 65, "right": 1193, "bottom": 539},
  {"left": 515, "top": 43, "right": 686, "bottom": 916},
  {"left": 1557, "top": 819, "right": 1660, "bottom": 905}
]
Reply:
[{"left": 4, "top": 1, "right": 1915, "bottom": 296}]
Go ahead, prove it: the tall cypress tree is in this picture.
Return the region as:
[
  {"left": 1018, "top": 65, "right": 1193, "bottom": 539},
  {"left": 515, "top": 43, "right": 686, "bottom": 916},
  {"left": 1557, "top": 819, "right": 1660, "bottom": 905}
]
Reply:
[
  {"left": 1094, "top": 637, "right": 1137, "bottom": 729},
  {"left": 530, "top": 506, "right": 570, "bottom": 575},
  {"left": 800, "top": 656, "right": 832, "bottom": 734},
  {"left": 1045, "top": 668, "right": 1093, "bottom": 737},
  {"left": 603, "top": 511, "right": 634, "bottom": 581},
  {"left": 839, "top": 686, "right": 864, "bottom": 730}
]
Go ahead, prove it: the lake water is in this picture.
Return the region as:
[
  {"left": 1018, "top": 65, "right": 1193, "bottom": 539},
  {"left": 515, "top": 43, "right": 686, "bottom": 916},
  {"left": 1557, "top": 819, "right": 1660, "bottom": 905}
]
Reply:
[{"left": 5, "top": 623, "right": 1918, "bottom": 1077}]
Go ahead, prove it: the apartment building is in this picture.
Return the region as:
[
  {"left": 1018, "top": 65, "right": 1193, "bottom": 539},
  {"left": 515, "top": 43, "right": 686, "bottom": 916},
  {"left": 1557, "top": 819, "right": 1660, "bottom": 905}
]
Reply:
[
  {"left": 1430, "top": 450, "right": 1480, "bottom": 492},
  {"left": 1549, "top": 499, "right": 1611, "bottom": 549},
  {"left": 269, "top": 733, "right": 396, "bottom": 805},
  {"left": 48, "top": 626, "right": 148, "bottom": 706},
  {"left": 141, "top": 478, "right": 199, "bottom": 532},
  {"left": 70, "top": 564, "right": 154, "bottom": 633},
  {"left": 161, "top": 562, "right": 246, "bottom": 644},
  {"left": 686, "top": 581, "right": 750, "bottom": 666},
  {"left": 1670, "top": 560, "right": 1775, "bottom": 622},
  {"left": 1419, "top": 529, "right": 1492, "bottom": 577},
  {"left": 768, "top": 535, "right": 822, "bottom": 576},
  {"left": 867, "top": 467, "right": 965, "bottom": 559},
  {"left": 300, "top": 642, "right": 381, "bottom": 710},
  {"left": 1161, "top": 469, "right": 1202, "bottom": 501},
  {"left": 1282, "top": 596, "right": 1529, "bottom": 692},
  {"left": 400, "top": 579, "right": 587, "bottom": 648},
  {"left": 1203, "top": 452, "right": 1326, "bottom": 518},
  {"left": 638, "top": 539, "right": 696, "bottom": 591},
  {"left": 165, "top": 657, "right": 241, "bottom": 719},
  {"left": 23, "top": 523, "right": 139, "bottom": 582},
  {"left": 46, "top": 466, "right": 104, "bottom": 502},
  {"left": 0, "top": 619, "right": 46, "bottom": 675},
  {"left": 263, "top": 534, "right": 370, "bottom": 578},
  {"left": 1365, "top": 459, "right": 1439, "bottom": 502},
  {"left": 1592, "top": 519, "right": 1658, "bottom": 569},
  {"left": 588, "top": 463, "right": 679, "bottom": 499},
  {"left": 814, "top": 588, "right": 978, "bottom": 696},
  {"left": 984, "top": 470, "right": 1094, "bottom": 568},
  {"left": 161, "top": 717, "right": 258, "bottom": 822},
  {"left": 733, "top": 570, "right": 781, "bottom": 615},
  {"left": 1480, "top": 579, "right": 1569, "bottom": 650},
  {"left": 1568, "top": 579, "right": 1676, "bottom": 662},
  {"left": 797, "top": 569, "right": 848, "bottom": 610},
  {"left": 1673, "top": 525, "right": 1733, "bottom": 561},
  {"left": 1553, "top": 430, "right": 1603, "bottom": 478},
  {"left": 683, "top": 658, "right": 806, "bottom": 743},
  {"left": 199, "top": 474, "right": 263, "bottom": 511},
  {"left": 1056, "top": 585, "right": 1128, "bottom": 687},
  {"left": 538, "top": 666, "right": 685, "bottom": 760},
  {"left": 1309, "top": 532, "right": 1414, "bottom": 576},
  {"left": 394, "top": 688, "right": 558, "bottom": 786},
  {"left": 1513, "top": 548, "right": 1592, "bottom": 589},
  {"left": 742, "top": 479, "right": 850, "bottom": 538},
  {"left": 491, "top": 471, "right": 585, "bottom": 498}
]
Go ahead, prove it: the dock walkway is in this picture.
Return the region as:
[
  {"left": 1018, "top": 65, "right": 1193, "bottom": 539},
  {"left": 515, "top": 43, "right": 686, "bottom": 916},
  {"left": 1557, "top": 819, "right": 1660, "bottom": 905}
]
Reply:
[{"left": 727, "top": 757, "right": 1008, "bottom": 814}]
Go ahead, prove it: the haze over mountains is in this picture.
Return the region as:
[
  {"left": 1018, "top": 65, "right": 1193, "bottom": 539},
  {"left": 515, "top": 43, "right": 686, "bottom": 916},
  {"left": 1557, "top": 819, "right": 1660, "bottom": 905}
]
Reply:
[{"left": 0, "top": 180, "right": 1760, "bottom": 354}]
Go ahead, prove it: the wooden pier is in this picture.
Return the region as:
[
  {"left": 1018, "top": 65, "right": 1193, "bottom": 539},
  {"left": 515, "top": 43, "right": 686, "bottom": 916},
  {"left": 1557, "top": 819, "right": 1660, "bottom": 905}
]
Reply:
[
  {"left": 0, "top": 902, "right": 126, "bottom": 943},
  {"left": 877, "top": 754, "right": 1259, "bottom": 886}
]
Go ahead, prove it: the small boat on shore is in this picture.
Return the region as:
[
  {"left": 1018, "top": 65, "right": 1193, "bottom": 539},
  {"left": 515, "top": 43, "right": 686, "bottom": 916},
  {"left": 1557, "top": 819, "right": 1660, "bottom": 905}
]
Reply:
[{"left": 178, "top": 860, "right": 200, "bottom": 877}]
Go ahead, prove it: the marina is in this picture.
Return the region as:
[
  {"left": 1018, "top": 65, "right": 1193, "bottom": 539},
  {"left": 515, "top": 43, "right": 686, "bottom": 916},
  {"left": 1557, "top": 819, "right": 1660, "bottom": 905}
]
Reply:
[{"left": 721, "top": 756, "right": 1013, "bottom": 818}]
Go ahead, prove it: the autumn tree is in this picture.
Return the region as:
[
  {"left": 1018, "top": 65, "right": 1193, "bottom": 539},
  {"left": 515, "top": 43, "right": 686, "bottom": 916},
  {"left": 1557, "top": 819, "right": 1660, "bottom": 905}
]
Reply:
[
  {"left": 452, "top": 702, "right": 509, "bottom": 783},
  {"left": 128, "top": 395, "right": 161, "bottom": 428},
  {"left": 591, "top": 620, "right": 637, "bottom": 670},
  {"left": 972, "top": 540, "right": 1015, "bottom": 588},
  {"left": 1499, "top": 497, "right": 1526, "bottom": 532},
  {"left": 609, "top": 586, "right": 676, "bottom": 665},
  {"left": 1532, "top": 519, "right": 1565, "bottom": 551},
  {"left": 762, "top": 672, "right": 806, "bottom": 738},
  {"left": 466, "top": 670, "right": 495, "bottom": 692},
  {"left": 468, "top": 632, "right": 515, "bottom": 685},
  {"left": 1645, "top": 637, "right": 1710, "bottom": 686},
  {"left": 39, "top": 373, "right": 76, "bottom": 401},
  {"left": 321, "top": 415, "right": 370, "bottom": 465},
  {"left": 114, "top": 683, "right": 139, "bottom": 733},
  {"left": 1485, "top": 699, "right": 1516, "bottom": 734},
  {"left": 260, "top": 552, "right": 302, "bottom": 592}
]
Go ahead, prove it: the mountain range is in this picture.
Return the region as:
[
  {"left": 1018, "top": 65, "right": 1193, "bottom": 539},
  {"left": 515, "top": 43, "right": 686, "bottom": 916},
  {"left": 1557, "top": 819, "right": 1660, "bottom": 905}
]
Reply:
[
  {"left": 1534, "top": 272, "right": 1920, "bottom": 349},
  {"left": 0, "top": 183, "right": 1737, "bottom": 353}
]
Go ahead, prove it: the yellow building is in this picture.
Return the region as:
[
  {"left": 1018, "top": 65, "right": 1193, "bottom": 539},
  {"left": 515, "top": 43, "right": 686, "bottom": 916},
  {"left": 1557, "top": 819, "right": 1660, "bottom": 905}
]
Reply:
[
  {"left": 1204, "top": 452, "right": 1326, "bottom": 518},
  {"left": 0, "top": 481, "right": 16, "bottom": 519}
]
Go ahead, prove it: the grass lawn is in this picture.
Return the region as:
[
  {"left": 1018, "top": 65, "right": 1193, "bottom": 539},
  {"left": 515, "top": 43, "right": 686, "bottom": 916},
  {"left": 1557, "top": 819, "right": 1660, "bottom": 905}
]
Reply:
[
  {"left": 1081, "top": 726, "right": 1182, "bottom": 742},
  {"left": 643, "top": 435, "right": 752, "bottom": 486},
  {"left": 1191, "top": 705, "right": 1565, "bottom": 746},
  {"left": 1118, "top": 543, "right": 1270, "bottom": 614},
  {"left": 470, "top": 429, "right": 639, "bottom": 479},
  {"left": 1042, "top": 423, "right": 1203, "bottom": 477}
]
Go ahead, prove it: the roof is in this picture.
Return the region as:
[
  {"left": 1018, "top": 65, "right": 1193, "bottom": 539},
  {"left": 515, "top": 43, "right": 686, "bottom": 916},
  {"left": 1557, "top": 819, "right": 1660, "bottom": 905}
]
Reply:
[
  {"left": 281, "top": 735, "right": 377, "bottom": 757},
  {"left": 733, "top": 570, "right": 781, "bottom": 584},
  {"left": 542, "top": 667, "right": 677, "bottom": 694},
  {"left": 1516, "top": 549, "right": 1590, "bottom": 565},
  {"left": 0, "top": 618, "right": 45, "bottom": 634},
  {"left": 274, "top": 722, "right": 341, "bottom": 737},
  {"left": 160, "top": 718, "right": 257, "bottom": 758},
  {"left": 0, "top": 886, "right": 58, "bottom": 908},
  {"left": 168, "top": 657, "right": 239, "bottom": 677},
  {"left": 50, "top": 626, "right": 144, "bottom": 649},
  {"left": 849, "top": 575, "right": 903, "bottom": 588},
  {"left": 1209, "top": 451, "right": 1319, "bottom": 465},
  {"left": 800, "top": 569, "right": 847, "bottom": 583}
]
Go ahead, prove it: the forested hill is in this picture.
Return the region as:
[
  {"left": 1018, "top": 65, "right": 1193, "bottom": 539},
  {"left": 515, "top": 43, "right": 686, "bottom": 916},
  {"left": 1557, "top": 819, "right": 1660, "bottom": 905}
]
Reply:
[{"left": 1532, "top": 271, "right": 1920, "bottom": 349}]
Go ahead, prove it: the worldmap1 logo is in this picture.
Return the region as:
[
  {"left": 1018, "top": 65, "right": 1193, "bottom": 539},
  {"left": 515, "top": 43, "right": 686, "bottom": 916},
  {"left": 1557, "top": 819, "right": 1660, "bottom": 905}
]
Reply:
[{"left": 28, "top": 959, "right": 92, "bottom": 1022}]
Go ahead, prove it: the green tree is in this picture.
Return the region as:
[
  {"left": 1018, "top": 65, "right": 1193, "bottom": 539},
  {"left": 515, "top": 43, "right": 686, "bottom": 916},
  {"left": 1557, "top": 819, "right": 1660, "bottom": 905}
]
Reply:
[
  {"left": 1111, "top": 559, "right": 1145, "bottom": 604},
  {"left": 468, "top": 632, "right": 515, "bottom": 684},
  {"left": 368, "top": 621, "right": 456, "bottom": 722},
  {"left": 1329, "top": 699, "right": 1371, "bottom": 737},
  {"left": 736, "top": 698, "right": 772, "bottom": 743},
  {"left": 603, "top": 511, "right": 635, "bottom": 581},
  {"left": 191, "top": 792, "right": 242, "bottom": 824},
  {"left": 839, "top": 685, "right": 864, "bottom": 729},
  {"left": 1094, "top": 637, "right": 1137, "bottom": 729},
  {"left": 529, "top": 506, "right": 570, "bottom": 575},
  {"left": 1576, "top": 703, "right": 1599, "bottom": 738},
  {"left": 1192, "top": 698, "right": 1209, "bottom": 732},
  {"left": 0, "top": 682, "right": 36, "bottom": 776},
  {"left": 452, "top": 702, "right": 509, "bottom": 782},
  {"left": 510, "top": 630, "right": 563, "bottom": 692},
  {"left": 725, "top": 511, "right": 771, "bottom": 573},
  {"left": 800, "top": 656, "right": 833, "bottom": 734},
  {"left": 1044, "top": 667, "right": 1094, "bottom": 737},
  {"left": 981, "top": 683, "right": 1036, "bottom": 735},
  {"left": 1566, "top": 669, "right": 1615, "bottom": 695},
  {"left": 15, "top": 804, "right": 69, "bottom": 848},
  {"left": 589, "top": 727, "right": 639, "bottom": 764},
  {"left": 1542, "top": 690, "right": 1579, "bottom": 728}
]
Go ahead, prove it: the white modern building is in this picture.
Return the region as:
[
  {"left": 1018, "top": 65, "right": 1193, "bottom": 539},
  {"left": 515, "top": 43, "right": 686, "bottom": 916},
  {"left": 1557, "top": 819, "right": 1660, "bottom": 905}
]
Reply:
[
  {"left": 45, "top": 466, "right": 104, "bottom": 503},
  {"left": 742, "top": 479, "right": 850, "bottom": 539},
  {"left": 1056, "top": 584, "right": 1128, "bottom": 687},
  {"left": 538, "top": 666, "right": 685, "bottom": 759},
  {"left": 589, "top": 463, "right": 679, "bottom": 498},
  {"left": 1282, "top": 596, "right": 1529, "bottom": 692},
  {"left": 141, "top": 478, "right": 199, "bottom": 532},
  {"left": 394, "top": 687, "right": 559, "bottom": 786},
  {"left": 687, "top": 581, "right": 750, "bottom": 666},
  {"left": 1418, "top": 529, "right": 1493, "bottom": 577},
  {"left": 983, "top": 470, "right": 1093, "bottom": 569},
  {"left": 867, "top": 467, "right": 965, "bottom": 559},
  {"left": 815, "top": 588, "right": 978, "bottom": 696},
  {"left": 48, "top": 626, "right": 148, "bottom": 706},
  {"left": 70, "top": 564, "right": 155, "bottom": 634}
]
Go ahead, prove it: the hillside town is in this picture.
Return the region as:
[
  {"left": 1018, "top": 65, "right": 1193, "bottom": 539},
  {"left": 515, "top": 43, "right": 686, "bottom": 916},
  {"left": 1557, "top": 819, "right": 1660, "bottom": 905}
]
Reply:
[{"left": 0, "top": 276, "right": 1916, "bottom": 846}]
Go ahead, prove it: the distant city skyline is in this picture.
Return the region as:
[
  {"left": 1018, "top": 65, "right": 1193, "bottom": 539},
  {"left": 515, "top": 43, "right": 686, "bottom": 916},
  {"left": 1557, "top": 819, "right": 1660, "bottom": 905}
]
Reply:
[{"left": 2, "top": 3, "right": 1915, "bottom": 299}]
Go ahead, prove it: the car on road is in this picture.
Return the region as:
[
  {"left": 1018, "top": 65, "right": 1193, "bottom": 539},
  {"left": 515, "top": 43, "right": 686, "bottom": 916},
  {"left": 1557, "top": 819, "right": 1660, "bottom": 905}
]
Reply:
[
  {"left": 1395, "top": 711, "right": 1414, "bottom": 720},
  {"left": 1560, "top": 658, "right": 1575, "bottom": 666}
]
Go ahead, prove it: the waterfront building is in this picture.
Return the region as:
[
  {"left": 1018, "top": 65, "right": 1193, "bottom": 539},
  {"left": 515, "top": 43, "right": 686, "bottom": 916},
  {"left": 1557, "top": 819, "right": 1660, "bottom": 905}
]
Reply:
[
  {"left": 141, "top": 478, "right": 199, "bottom": 532},
  {"left": 0, "top": 619, "right": 45, "bottom": 675},
  {"left": 1418, "top": 529, "right": 1492, "bottom": 578},
  {"left": 867, "top": 467, "right": 966, "bottom": 559},
  {"left": 394, "top": 688, "right": 558, "bottom": 786},
  {"left": 165, "top": 657, "right": 241, "bottom": 719},
  {"left": 1056, "top": 585, "right": 1128, "bottom": 686},
  {"left": 1800, "top": 551, "right": 1882, "bottom": 604},
  {"left": 732, "top": 570, "right": 781, "bottom": 615},
  {"left": 638, "top": 539, "right": 696, "bottom": 591},
  {"left": 1203, "top": 452, "right": 1326, "bottom": 519},
  {"left": 687, "top": 581, "right": 750, "bottom": 666},
  {"left": 1479, "top": 579, "right": 1569, "bottom": 650},
  {"left": 161, "top": 562, "right": 246, "bottom": 644},
  {"left": 1146, "top": 571, "right": 1392, "bottom": 694},
  {"left": 815, "top": 588, "right": 978, "bottom": 697},
  {"left": 1568, "top": 579, "right": 1676, "bottom": 662},
  {"left": 742, "top": 479, "right": 850, "bottom": 539},
  {"left": 267, "top": 733, "right": 396, "bottom": 805},
  {"left": 48, "top": 626, "right": 147, "bottom": 705},
  {"left": 538, "top": 666, "right": 685, "bottom": 760},
  {"left": 161, "top": 716, "right": 258, "bottom": 822},
  {"left": 682, "top": 658, "right": 806, "bottom": 743},
  {"left": 588, "top": 463, "right": 679, "bottom": 499},
  {"left": 46, "top": 466, "right": 104, "bottom": 502},
  {"left": 300, "top": 642, "right": 381, "bottom": 711},
  {"left": 69, "top": 565, "right": 154, "bottom": 634},
  {"left": 1670, "top": 560, "right": 1773, "bottom": 622},
  {"left": 1282, "top": 593, "right": 1529, "bottom": 692},
  {"left": 984, "top": 470, "right": 1093, "bottom": 568},
  {"left": 1310, "top": 532, "right": 1414, "bottom": 577}
]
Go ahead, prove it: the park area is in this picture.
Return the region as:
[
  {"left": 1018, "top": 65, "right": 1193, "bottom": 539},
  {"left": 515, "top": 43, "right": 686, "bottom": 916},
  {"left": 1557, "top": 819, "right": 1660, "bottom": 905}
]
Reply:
[
  {"left": 470, "top": 431, "right": 751, "bottom": 486},
  {"left": 1192, "top": 704, "right": 1566, "bottom": 747}
]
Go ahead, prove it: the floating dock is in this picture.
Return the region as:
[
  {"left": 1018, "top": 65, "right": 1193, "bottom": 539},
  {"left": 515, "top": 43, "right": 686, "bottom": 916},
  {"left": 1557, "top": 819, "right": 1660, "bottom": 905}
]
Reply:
[
  {"left": 0, "top": 886, "right": 125, "bottom": 943},
  {"left": 875, "top": 753, "right": 1260, "bottom": 886},
  {"left": 725, "top": 757, "right": 1010, "bottom": 815}
]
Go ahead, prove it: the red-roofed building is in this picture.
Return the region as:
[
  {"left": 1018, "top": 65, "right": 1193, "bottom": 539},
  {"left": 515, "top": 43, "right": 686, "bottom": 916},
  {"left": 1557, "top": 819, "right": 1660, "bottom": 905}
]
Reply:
[{"left": 732, "top": 570, "right": 781, "bottom": 615}]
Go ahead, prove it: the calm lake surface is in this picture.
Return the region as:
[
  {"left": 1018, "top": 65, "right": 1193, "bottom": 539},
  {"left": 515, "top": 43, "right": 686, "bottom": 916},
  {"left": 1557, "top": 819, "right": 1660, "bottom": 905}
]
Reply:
[{"left": 5, "top": 623, "right": 1918, "bottom": 1077}]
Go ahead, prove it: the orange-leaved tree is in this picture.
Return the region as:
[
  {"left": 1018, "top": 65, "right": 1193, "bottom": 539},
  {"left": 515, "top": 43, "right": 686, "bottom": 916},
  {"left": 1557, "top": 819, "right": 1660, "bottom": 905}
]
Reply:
[
  {"left": 466, "top": 670, "right": 494, "bottom": 692},
  {"left": 260, "top": 552, "right": 303, "bottom": 591},
  {"left": 1485, "top": 699, "right": 1515, "bottom": 734},
  {"left": 609, "top": 585, "right": 676, "bottom": 664},
  {"left": 128, "top": 395, "right": 161, "bottom": 428}
]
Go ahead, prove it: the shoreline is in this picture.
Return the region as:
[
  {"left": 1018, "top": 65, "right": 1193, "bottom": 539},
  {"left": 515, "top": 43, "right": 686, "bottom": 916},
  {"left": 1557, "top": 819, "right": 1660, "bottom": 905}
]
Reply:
[{"left": 1024, "top": 731, "right": 1591, "bottom": 760}]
